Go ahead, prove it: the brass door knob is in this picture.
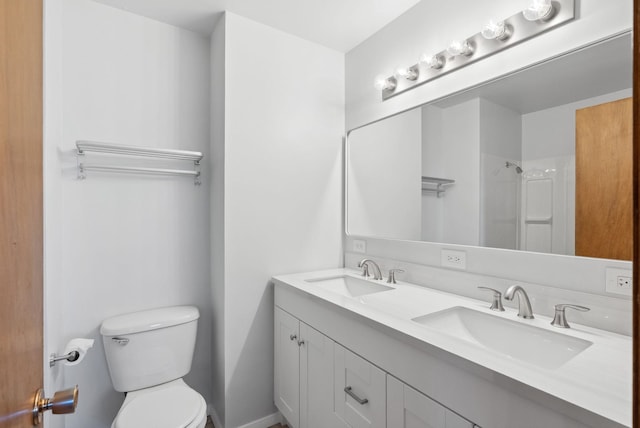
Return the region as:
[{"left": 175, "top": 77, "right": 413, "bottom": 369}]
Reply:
[{"left": 33, "top": 385, "right": 79, "bottom": 425}]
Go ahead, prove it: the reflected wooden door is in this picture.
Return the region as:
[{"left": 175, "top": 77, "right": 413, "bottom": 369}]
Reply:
[
  {"left": 575, "top": 97, "right": 633, "bottom": 260},
  {"left": 0, "top": 0, "right": 44, "bottom": 427}
]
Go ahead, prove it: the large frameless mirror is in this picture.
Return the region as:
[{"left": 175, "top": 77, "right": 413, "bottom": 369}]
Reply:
[{"left": 346, "top": 32, "right": 632, "bottom": 261}]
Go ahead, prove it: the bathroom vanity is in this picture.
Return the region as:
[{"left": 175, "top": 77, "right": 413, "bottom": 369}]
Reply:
[{"left": 273, "top": 269, "right": 631, "bottom": 428}]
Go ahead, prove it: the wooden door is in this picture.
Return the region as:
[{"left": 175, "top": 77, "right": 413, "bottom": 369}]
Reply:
[
  {"left": 274, "top": 307, "right": 301, "bottom": 428},
  {"left": 576, "top": 98, "right": 633, "bottom": 260},
  {"left": 0, "top": 0, "right": 44, "bottom": 427}
]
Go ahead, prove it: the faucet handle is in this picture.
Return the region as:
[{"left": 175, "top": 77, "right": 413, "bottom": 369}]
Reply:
[
  {"left": 358, "top": 259, "right": 370, "bottom": 277},
  {"left": 477, "top": 287, "right": 505, "bottom": 312},
  {"left": 386, "top": 269, "right": 405, "bottom": 284},
  {"left": 551, "top": 304, "right": 590, "bottom": 328},
  {"left": 360, "top": 264, "right": 370, "bottom": 278}
]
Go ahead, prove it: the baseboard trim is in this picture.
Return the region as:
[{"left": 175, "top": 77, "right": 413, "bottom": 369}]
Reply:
[
  {"left": 208, "top": 403, "right": 224, "bottom": 428},
  {"left": 236, "top": 412, "right": 283, "bottom": 428}
]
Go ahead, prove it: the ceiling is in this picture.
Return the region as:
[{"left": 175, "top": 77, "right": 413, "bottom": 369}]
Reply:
[{"left": 92, "top": 0, "right": 422, "bottom": 52}]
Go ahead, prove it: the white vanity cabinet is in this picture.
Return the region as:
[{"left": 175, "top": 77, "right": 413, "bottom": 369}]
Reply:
[
  {"left": 275, "top": 306, "right": 478, "bottom": 428},
  {"left": 387, "top": 376, "right": 476, "bottom": 428},
  {"left": 274, "top": 307, "right": 347, "bottom": 428},
  {"left": 273, "top": 273, "right": 625, "bottom": 428},
  {"left": 334, "top": 344, "right": 386, "bottom": 428}
]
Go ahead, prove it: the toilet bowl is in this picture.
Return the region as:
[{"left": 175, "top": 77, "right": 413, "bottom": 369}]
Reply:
[
  {"left": 100, "top": 306, "right": 207, "bottom": 428},
  {"left": 111, "top": 379, "right": 206, "bottom": 428}
]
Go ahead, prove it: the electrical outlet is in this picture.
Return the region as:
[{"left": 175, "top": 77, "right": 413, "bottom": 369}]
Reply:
[
  {"left": 441, "top": 249, "right": 466, "bottom": 270},
  {"left": 353, "top": 239, "right": 366, "bottom": 254},
  {"left": 617, "top": 276, "right": 632, "bottom": 289},
  {"left": 605, "top": 267, "right": 632, "bottom": 296}
]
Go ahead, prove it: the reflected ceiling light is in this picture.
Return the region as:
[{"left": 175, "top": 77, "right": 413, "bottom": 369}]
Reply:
[
  {"left": 481, "top": 20, "right": 511, "bottom": 41},
  {"left": 373, "top": 74, "right": 397, "bottom": 91},
  {"left": 394, "top": 65, "right": 419, "bottom": 81},
  {"left": 418, "top": 53, "right": 445, "bottom": 70},
  {"left": 523, "top": 0, "right": 554, "bottom": 21},
  {"left": 446, "top": 39, "right": 474, "bottom": 57}
]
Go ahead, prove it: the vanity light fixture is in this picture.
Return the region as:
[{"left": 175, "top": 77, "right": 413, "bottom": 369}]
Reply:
[
  {"left": 394, "top": 65, "right": 419, "bottom": 81},
  {"left": 374, "top": 0, "right": 574, "bottom": 101},
  {"left": 523, "top": 0, "right": 555, "bottom": 22},
  {"left": 373, "top": 74, "right": 397, "bottom": 91},
  {"left": 418, "top": 53, "right": 445, "bottom": 70},
  {"left": 447, "top": 39, "right": 474, "bottom": 57},
  {"left": 481, "top": 20, "right": 512, "bottom": 41}
]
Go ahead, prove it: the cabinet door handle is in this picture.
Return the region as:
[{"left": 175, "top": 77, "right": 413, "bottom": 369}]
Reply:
[
  {"left": 297, "top": 339, "right": 305, "bottom": 347},
  {"left": 290, "top": 334, "right": 297, "bottom": 341},
  {"left": 344, "top": 386, "right": 368, "bottom": 405}
]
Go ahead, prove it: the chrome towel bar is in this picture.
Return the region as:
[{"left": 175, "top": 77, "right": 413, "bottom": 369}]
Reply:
[{"left": 76, "top": 141, "right": 203, "bottom": 185}]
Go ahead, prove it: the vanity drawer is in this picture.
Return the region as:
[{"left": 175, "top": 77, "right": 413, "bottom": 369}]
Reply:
[
  {"left": 387, "top": 375, "right": 476, "bottom": 428},
  {"left": 334, "top": 344, "right": 386, "bottom": 428}
]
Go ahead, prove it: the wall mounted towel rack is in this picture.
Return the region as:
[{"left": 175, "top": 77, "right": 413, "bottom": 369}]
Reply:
[
  {"left": 422, "top": 176, "right": 455, "bottom": 197},
  {"left": 76, "top": 141, "right": 204, "bottom": 185}
]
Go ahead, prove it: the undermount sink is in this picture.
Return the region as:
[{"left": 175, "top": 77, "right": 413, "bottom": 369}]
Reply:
[
  {"left": 305, "top": 275, "right": 394, "bottom": 298},
  {"left": 412, "top": 307, "right": 593, "bottom": 369}
]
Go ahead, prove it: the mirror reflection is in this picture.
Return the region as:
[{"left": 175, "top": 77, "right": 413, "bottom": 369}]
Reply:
[{"left": 347, "top": 33, "right": 632, "bottom": 260}]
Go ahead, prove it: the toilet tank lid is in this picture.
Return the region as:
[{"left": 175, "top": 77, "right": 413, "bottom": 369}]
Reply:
[{"left": 100, "top": 306, "right": 199, "bottom": 336}]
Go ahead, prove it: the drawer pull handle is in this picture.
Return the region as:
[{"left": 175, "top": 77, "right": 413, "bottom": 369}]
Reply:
[{"left": 344, "top": 386, "right": 368, "bottom": 405}]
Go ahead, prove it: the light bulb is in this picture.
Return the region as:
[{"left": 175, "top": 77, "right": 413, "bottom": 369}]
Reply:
[
  {"left": 393, "top": 66, "right": 418, "bottom": 81},
  {"left": 481, "top": 20, "right": 511, "bottom": 41},
  {"left": 419, "top": 53, "right": 445, "bottom": 70},
  {"left": 523, "top": 0, "right": 554, "bottom": 21},
  {"left": 374, "top": 75, "right": 396, "bottom": 91},
  {"left": 446, "top": 40, "right": 474, "bottom": 57}
]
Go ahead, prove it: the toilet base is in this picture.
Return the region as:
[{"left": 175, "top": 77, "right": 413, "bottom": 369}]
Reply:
[{"left": 111, "top": 379, "right": 206, "bottom": 428}]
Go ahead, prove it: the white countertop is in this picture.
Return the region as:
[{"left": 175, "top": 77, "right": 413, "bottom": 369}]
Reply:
[{"left": 273, "top": 268, "right": 632, "bottom": 427}]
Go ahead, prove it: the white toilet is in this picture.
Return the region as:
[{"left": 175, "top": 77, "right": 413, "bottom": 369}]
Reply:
[{"left": 100, "top": 306, "right": 207, "bottom": 428}]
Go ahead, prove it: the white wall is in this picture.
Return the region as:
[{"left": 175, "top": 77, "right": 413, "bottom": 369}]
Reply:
[
  {"left": 421, "top": 100, "right": 481, "bottom": 245},
  {"left": 420, "top": 105, "right": 444, "bottom": 242},
  {"left": 213, "top": 12, "right": 344, "bottom": 427},
  {"left": 441, "top": 99, "right": 481, "bottom": 246},
  {"left": 347, "top": 109, "right": 422, "bottom": 240},
  {"left": 479, "top": 98, "right": 522, "bottom": 250},
  {"left": 43, "top": 0, "right": 66, "bottom": 426},
  {"left": 210, "top": 14, "right": 227, "bottom": 428},
  {"left": 44, "top": 1, "right": 212, "bottom": 427}
]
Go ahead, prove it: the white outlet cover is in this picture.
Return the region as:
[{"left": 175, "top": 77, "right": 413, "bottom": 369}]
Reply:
[
  {"left": 441, "top": 249, "right": 466, "bottom": 270},
  {"left": 353, "top": 239, "right": 366, "bottom": 254},
  {"left": 605, "top": 267, "right": 633, "bottom": 296}
]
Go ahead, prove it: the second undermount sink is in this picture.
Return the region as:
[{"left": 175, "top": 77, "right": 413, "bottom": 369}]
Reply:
[
  {"left": 412, "top": 307, "right": 593, "bottom": 369},
  {"left": 305, "top": 275, "right": 394, "bottom": 298}
]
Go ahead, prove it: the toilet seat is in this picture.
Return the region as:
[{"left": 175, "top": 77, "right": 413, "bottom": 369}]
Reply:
[{"left": 113, "top": 381, "right": 206, "bottom": 428}]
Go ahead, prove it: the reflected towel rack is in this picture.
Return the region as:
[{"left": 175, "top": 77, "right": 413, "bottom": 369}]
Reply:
[
  {"left": 422, "top": 176, "right": 455, "bottom": 197},
  {"left": 76, "top": 141, "right": 204, "bottom": 185}
]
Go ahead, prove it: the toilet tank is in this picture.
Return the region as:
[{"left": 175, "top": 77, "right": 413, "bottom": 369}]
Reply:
[{"left": 100, "top": 306, "right": 200, "bottom": 392}]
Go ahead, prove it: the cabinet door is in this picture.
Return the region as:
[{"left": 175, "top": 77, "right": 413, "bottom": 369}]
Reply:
[
  {"left": 334, "top": 344, "right": 386, "bottom": 428},
  {"left": 387, "top": 376, "right": 475, "bottom": 428},
  {"left": 300, "top": 323, "right": 348, "bottom": 428},
  {"left": 275, "top": 307, "right": 301, "bottom": 428}
]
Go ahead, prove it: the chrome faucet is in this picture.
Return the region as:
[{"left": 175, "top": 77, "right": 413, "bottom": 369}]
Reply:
[
  {"left": 358, "top": 259, "right": 382, "bottom": 280},
  {"left": 504, "top": 285, "right": 534, "bottom": 319}
]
